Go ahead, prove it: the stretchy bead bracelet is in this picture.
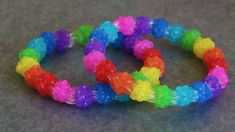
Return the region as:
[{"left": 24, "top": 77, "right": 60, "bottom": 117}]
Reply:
[{"left": 82, "top": 16, "right": 229, "bottom": 108}]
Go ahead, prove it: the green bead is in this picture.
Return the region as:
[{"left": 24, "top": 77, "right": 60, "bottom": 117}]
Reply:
[
  {"left": 154, "top": 85, "right": 173, "bottom": 108},
  {"left": 73, "top": 25, "right": 93, "bottom": 46},
  {"left": 181, "top": 29, "right": 201, "bottom": 51},
  {"left": 132, "top": 71, "right": 149, "bottom": 82},
  {"left": 19, "top": 48, "right": 40, "bottom": 62}
]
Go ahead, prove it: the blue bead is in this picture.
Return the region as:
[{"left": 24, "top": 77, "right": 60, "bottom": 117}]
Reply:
[
  {"left": 27, "top": 38, "right": 47, "bottom": 60},
  {"left": 40, "top": 32, "right": 56, "bottom": 53},
  {"left": 152, "top": 18, "right": 169, "bottom": 38},
  {"left": 95, "top": 84, "right": 115, "bottom": 105},
  {"left": 164, "top": 24, "right": 185, "bottom": 44},
  {"left": 191, "top": 82, "right": 213, "bottom": 103},
  {"left": 173, "top": 85, "right": 198, "bottom": 106},
  {"left": 99, "top": 21, "right": 118, "bottom": 43},
  {"left": 111, "top": 32, "right": 125, "bottom": 49},
  {"left": 89, "top": 28, "right": 109, "bottom": 47},
  {"left": 115, "top": 94, "right": 130, "bottom": 102}
]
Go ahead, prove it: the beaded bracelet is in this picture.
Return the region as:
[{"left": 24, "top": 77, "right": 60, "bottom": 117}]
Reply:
[{"left": 82, "top": 16, "right": 229, "bottom": 108}]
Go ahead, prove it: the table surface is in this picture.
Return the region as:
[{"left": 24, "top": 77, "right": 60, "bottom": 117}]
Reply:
[{"left": 0, "top": 0, "right": 235, "bottom": 132}]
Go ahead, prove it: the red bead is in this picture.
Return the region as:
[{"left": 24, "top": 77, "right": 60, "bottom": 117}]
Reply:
[
  {"left": 206, "top": 57, "right": 228, "bottom": 72},
  {"left": 109, "top": 72, "right": 135, "bottom": 95},
  {"left": 95, "top": 60, "right": 117, "bottom": 83},
  {"left": 34, "top": 72, "right": 57, "bottom": 96},
  {"left": 141, "top": 48, "right": 162, "bottom": 60},
  {"left": 144, "top": 56, "right": 165, "bottom": 75},
  {"left": 203, "top": 48, "right": 224, "bottom": 65},
  {"left": 24, "top": 65, "right": 45, "bottom": 88}
]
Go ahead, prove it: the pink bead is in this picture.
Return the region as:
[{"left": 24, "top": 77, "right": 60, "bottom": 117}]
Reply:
[
  {"left": 83, "top": 51, "right": 106, "bottom": 73},
  {"left": 114, "top": 16, "right": 135, "bottom": 36},
  {"left": 52, "top": 80, "right": 75, "bottom": 103},
  {"left": 208, "top": 66, "right": 229, "bottom": 89},
  {"left": 133, "top": 39, "right": 154, "bottom": 59}
]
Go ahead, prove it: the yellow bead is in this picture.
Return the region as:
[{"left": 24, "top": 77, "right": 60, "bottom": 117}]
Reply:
[
  {"left": 140, "top": 66, "right": 160, "bottom": 86},
  {"left": 193, "top": 38, "right": 215, "bottom": 58},
  {"left": 130, "top": 80, "right": 154, "bottom": 102},
  {"left": 16, "top": 57, "right": 39, "bottom": 76}
]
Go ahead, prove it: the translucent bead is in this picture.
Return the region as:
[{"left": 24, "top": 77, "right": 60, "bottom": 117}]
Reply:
[
  {"left": 16, "top": 57, "right": 39, "bottom": 76},
  {"left": 124, "top": 33, "right": 140, "bottom": 53},
  {"left": 131, "top": 71, "right": 149, "bottom": 82},
  {"left": 140, "top": 66, "right": 160, "bottom": 86},
  {"left": 151, "top": 18, "right": 169, "bottom": 38},
  {"left": 73, "top": 25, "right": 93, "bottom": 46},
  {"left": 173, "top": 85, "right": 198, "bottom": 106},
  {"left": 19, "top": 48, "right": 40, "bottom": 62},
  {"left": 134, "top": 16, "right": 152, "bottom": 35},
  {"left": 111, "top": 32, "right": 125, "bottom": 49},
  {"left": 144, "top": 56, "right": 165, "bottom": 76},
  {"left": 181, "top": 29, "right": 201, "bottom": 51},
  {"left": 74, "top": 85, "right": 95, "bottom": 108},
  {"left": 99, "top": 21, "right": 118, "bottom": 43},
  {"left": 95, "top": 84, "right": 115, "bottom": 105},
  {"left": 89, "top": 28, "right": 109, "bottom": 47},
  {"left": 154, "top": 85, "right": 173, "bottom": 108},
  {"left": 141, "top": 48, "right": 162, "bottom": 60},
  {"left": 204, "top": 75, "right": 222, "bottom": 97},
  {"left": 164, "top": 24, "right": 185, "bottom": 44},
  {"left": 193, "top": 38, "right": 215, "bottom": 58},
  {"left": 133, "top": 39, "right": 154, "bottom": 59},
  {"left": 109, "top": 72, "right": 135, "bottom": 95},
  {"left": 24, "top": 65, "right": 45, "bottom": 88},
  {"left": 54, "top": 29, "right": 71, "bottom": 52},
  {"left": 52, "top": 80, "right": 74, "bottom": 103},
  {"left": 84, "top": 39, "right": 105, "bottom": 55},
  {"left": 113, "top": 16, "right": 136, "bottom": 35},
  {"left": 115, "top": 94, "right": 130, "bottom": 102},
  {"left": 191, "top": 82, "right": 213, "bottom": 103},
  {"left": 130, "top": 81, "right": 154, "bottom": 102},
  {"left": 83, "top": 51, "right": 106, "bottom": 73},
  {"left": 40, "top": 32, "right": 56, "bottom": 53},
  {"left": 208, "top": 66, "right": 229, "bottom": 89},
  {"left": 27, "top": 38, "right": 47, "bottom": 60},
  {"left": 95, "top": 60, "right": 117, "bottom": 83}
]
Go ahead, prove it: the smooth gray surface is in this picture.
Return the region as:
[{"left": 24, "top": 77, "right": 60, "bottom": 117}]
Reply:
[{"left": 0, "top": 0, "right": 235, "bottom": 132}]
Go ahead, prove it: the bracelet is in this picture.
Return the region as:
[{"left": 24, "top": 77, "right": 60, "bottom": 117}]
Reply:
[{"left": 83, "top": 16, "right": 229, "bottom": 108}]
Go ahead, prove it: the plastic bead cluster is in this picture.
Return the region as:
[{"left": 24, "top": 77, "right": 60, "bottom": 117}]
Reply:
[{"left": 16, "top": 16, "right": 229, "bottom": 109}]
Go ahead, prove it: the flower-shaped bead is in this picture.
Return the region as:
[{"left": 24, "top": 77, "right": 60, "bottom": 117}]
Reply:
[
  {"left": 164, "top": 24, "right": 185, "bottom": 44},
  {"left": 134, "top": 16, "right": 152, "bottom": 35},
  {"left": 89, "top": 28, "right": 109, "bottom": 47},
  {"left": 173, "top": 85, "right": 198, "bottom": 106},
  {"left": 111, "top": 32, "right": 125, "bottom": 49},
  {"left": 19, "top": 48, "right": 40, "bottom": 62},
  {"left": 191, "top": 82, "right": 213, "bottom": 103},
  {"left": 99, "top": 21, "right": 118, "bottom": 43},
  {"left": 204, "top": 75, "right": 222, "bottom": 97},
  {"left": 83, "top": 51, "right": 106, "bottom": 73},
  {"left": 95, "top": 60, "right": 117, "bottom": 83},
  {"left": 27, "top": 38, "right": 47, "bottom": 60},
  {"left": 154, "top": 85, "right": 173, "bottom": 108},
  {"left": 109, "top": 72, "right": 135, "bottom": 95},
  {"left": 131, "top": 71, "right": 149, "bottom": 82},
  {"left": 24, "top": 65, "right": 45, "bottom": 88},
  {"left": 130, "top": 81, "right": 154, "bottom": 102},
  {"left": 74, "top": 85, "right": 95, "bottom": 108},
  {"left": 144, "top": 56, "right": 165, "bottom": 76},
  {"left": 40, "top": 32, "right": 56, "bottom": 53},
  {"left": 203, "top": 48, "right": 224, "bottom": 64},
  {"left": 114, "top": 16, "right": 136, "bottom": 36},
  {"left": 52, "top": 80, "right": 74, "bottom": 103},
  {"left": 95, "top": 84, "right": 115, "bottom": 105},
  {"left": 54, "top": 29, "right": 71, "bottom": 52},
  {"left": 73, "top": 25, "right": 93, "bottom": 46},
  {"left": 124, "top": 33, "right": 140, "bottom": 53},
  {"left": 84, "top": 39, "right": 105, "bottom": 55},
  {"left": 140, "top": 66, "right": 161, "bottom": 86},
  {"left": 141, "top": 48, "right": 162, "bottom": 60},
  {"left": 193, "top": 38, "right": 215, "bottom": 58},
  {"left": 152, "top": 18, "right": 169, "bottom": 38},
  {"left": 181, "top": 29, "right": 201, "bottom": 51},
  {"left": 16, "top": 57, "right": 39, "bottom": 76},
  {"left": 133, "top": 39, "right": 154, "bottom": 59},
  {"left": 208, "top": 66, "right": 229, "bottom": 89}
]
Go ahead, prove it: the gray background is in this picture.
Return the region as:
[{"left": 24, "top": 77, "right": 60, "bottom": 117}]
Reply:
[{"left": 0, "top": 0, "right": 235, "bottom": 132}]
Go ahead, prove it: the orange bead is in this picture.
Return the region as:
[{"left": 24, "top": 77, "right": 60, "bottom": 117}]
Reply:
[
  {"left": 144, "top": 56, "right": 165, "bottom": 75},
  {"left": 24, "top": 65, "right": 45, "bottom": 88}
]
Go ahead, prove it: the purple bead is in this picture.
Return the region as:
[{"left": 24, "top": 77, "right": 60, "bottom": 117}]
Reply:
[
  {"left": 54, "top": 29, "right": 71, "bottom": 52},
  {"left": 74, "top": 85, "right": 95, "bottom": 108},
  {"left": 84, "top": 39, "right": 105, "bottom": 55},
  {"left": 204, "top": 75, "right": 222, "bottom": 97},
  {"left": 135, "top": 16, "right": 152, "bottom": 35},
  {"left": 124, "top": 33, "right": 140, "bottom": 53}
]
